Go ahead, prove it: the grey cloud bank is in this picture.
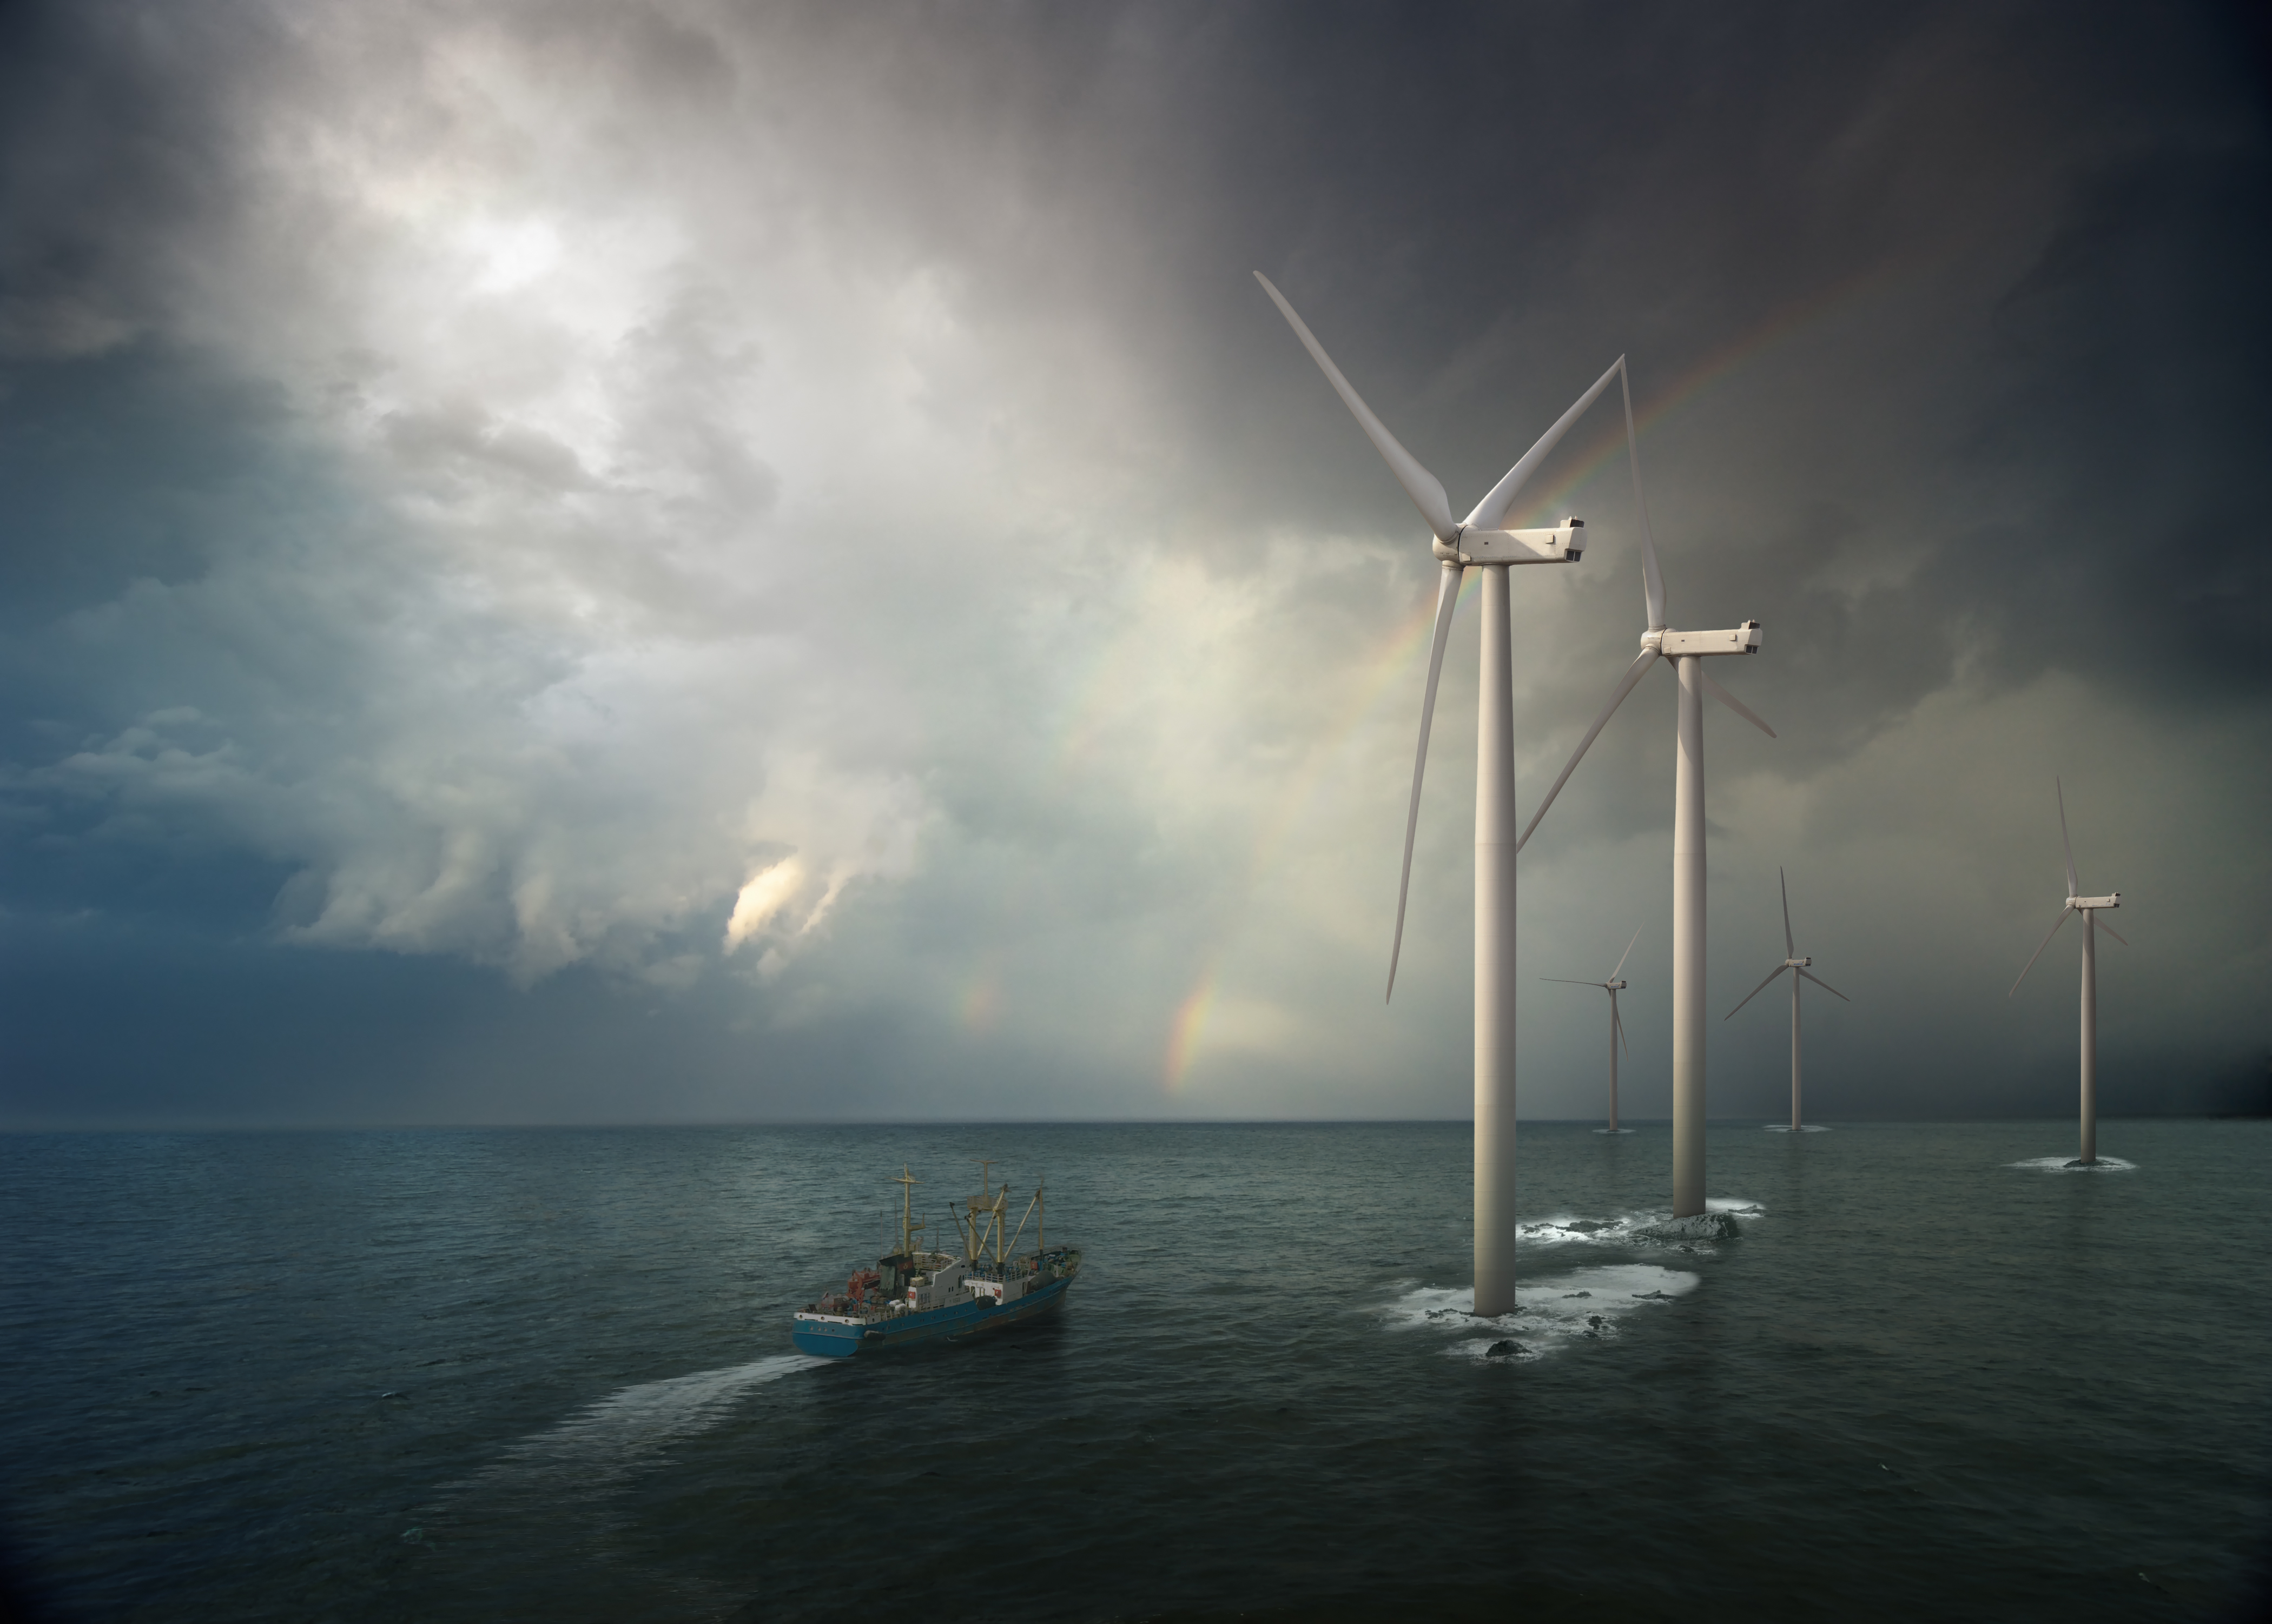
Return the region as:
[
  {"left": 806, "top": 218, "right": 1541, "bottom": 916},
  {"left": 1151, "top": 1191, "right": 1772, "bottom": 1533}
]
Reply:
[{"left": 2, "top": 1, "right": 2266, "bottom": 1125}]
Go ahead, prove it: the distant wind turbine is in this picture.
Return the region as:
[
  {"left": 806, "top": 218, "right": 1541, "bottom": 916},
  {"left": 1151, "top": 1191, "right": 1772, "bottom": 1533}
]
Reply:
[
  {"left": 2009, "top": 779, "right": 2125, "bottom": 1165},
  {"left": 1511, "top": 369, "right": 1775, "bottom": 1218},
  {"left": 1543, "top": 924, "right": 1643, "bottom": 1134},
  {"left": 1725, "top": 869, "right": 1847, "bottom": 1132},
  {"left": 1256, "top": 271, "right": 1624, "bottom": 1318}
]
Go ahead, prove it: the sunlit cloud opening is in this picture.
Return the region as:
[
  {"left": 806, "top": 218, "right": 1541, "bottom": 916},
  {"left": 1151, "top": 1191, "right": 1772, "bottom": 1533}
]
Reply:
[{"left": 724, "top": 858, "right": 807, "bottom": 951}]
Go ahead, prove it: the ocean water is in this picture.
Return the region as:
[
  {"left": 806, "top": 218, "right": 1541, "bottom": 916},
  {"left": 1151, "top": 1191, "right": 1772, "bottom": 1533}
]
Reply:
[{"left": 2, "top": 1120, "right": 2267, "bottom": 1622}]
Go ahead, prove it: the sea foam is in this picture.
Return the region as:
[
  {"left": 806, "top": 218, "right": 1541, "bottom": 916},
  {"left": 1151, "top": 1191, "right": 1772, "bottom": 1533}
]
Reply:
[
  {"left": 1516, "top": 1196, "right": 1763, "bottom": 1254},
  {"left": 1382, "top": 1264, "right": 1701, "bottom": 1362},
  {"left": 2006, "top": 1155, "right": 2137, "bottom": 1173}
]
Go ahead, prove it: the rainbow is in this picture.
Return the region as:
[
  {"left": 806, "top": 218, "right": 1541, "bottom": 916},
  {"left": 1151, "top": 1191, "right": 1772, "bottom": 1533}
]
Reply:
[
  {"left": 1505, "top": 257, "right": 1913, "bottom": 528},
  {"left": 1163, "top": 574, "right": 1472, "bottom": 1092},
  {"left": 1161, "top": 977, "right": 1217, "bottom": 1091}
]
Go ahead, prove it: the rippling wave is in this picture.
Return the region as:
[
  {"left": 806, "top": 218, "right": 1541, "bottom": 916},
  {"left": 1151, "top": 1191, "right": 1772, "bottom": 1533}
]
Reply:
[{"left": 2, "top": 1121, "right": 2265, "bottom": 1622}]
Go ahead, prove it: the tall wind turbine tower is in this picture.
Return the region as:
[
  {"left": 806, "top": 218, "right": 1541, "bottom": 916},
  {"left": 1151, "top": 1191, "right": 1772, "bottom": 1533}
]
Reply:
[
  {"left": 1725, "top": 869, "right": 1848, "bottom": 1131},
  {"left": 1543, "top": 924, "right": 1643, "bottom": 1133},
  {"left": 1257, "top": 273, "right": 1623, "bottom": 1317},
  {"left": 1513, "top": 369, "right": 1774, "bottom": 1218},
  {"left": 2009, "top": 779, "right": 2125, "bottom": 1165}
]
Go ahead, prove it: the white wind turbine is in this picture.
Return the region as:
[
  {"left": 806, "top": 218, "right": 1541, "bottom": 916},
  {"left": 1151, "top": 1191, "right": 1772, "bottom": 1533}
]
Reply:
[
  {"left": 2009, "top": 778, "right": 2125, "bottom": 1165},
  {"left": 1542, "top": 924, "right": 1643, "bottom": 1134},
  {"left": 1511, "top": 381, "right": 1774, "bottom": 1219},
  {"left": 1256, "top": 271, "right": 1627, "bottom": 1318},
  {"left": 1725, "top": 868, "right": 1847, "bottom": 1132}
]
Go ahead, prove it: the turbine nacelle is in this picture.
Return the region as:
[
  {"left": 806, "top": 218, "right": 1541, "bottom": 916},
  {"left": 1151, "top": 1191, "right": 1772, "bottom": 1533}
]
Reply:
[
  {"left": 1726, "top": 869, "right": 1850, "bottom": 1022},
  {"left": 1253, "top": 272, "right": 1635, "bottom": 1004},
  {"left": 1643, "top": 621, "right": 1763, "bottom": 658},
  {"left": 2011, "top": 784, "right": 2129, "bottom": 999},
  {"left": 1434, "top": 519, "right": 1585, "bottom": 567}
]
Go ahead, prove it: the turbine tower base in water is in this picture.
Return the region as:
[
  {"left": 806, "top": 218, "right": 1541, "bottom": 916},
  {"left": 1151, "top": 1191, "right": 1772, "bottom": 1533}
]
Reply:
[
  {"left": 1671, "top": 658, "right": 1707, "bottom": 1217},
  {"left": 2068, "top": 912, "right": 2098, "bottom": 1167},
  {"left": 1473, "top": 566, "right": 1517, "bottom": 1317}
]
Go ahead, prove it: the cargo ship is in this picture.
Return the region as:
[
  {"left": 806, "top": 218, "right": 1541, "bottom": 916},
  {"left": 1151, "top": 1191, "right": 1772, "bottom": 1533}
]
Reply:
[{"left": 790, "top": 1162, "right": 1080, "bottom": 1358}]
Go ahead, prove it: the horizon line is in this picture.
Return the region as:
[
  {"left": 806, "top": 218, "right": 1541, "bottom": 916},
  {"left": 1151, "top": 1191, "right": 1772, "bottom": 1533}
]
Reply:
[{"left": 2, "top": 1113, "right": 2263, "bottom": 1134}]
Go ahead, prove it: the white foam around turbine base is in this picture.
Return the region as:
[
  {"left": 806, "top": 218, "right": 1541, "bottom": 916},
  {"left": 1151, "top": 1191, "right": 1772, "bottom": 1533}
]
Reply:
[{"left": 1382, "top": 1265, "right": 1701, "bottom": 1361}]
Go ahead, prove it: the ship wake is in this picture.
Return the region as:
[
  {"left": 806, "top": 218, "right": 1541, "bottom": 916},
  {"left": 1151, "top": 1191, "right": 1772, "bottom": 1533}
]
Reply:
[{"left": 461, "top": 1353, "right": 830, "bottom": 1498}]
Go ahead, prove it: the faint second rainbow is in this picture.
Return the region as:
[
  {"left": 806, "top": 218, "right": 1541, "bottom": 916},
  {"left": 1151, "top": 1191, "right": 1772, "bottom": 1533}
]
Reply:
[
  {"left": 1161, "top": 255, "right": 1922, "bottom": 1093},
  {"left": 1507, "top": 256, "right": 1920, "bottom": 531}
]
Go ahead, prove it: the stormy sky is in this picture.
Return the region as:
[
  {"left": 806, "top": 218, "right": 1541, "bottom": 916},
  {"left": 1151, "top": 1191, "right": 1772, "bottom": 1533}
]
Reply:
[{"left": 2, "top": 1, "right": 2266, "bottom": 1126}]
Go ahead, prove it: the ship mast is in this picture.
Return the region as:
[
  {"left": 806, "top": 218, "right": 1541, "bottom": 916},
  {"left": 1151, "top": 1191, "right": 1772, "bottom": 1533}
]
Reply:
[
  {"left": 967, "top": 1160, "right": 1002, "bottom": 1268},
  {"left": 891, "top": 1165, "right": 924, "bottom": 1257}
]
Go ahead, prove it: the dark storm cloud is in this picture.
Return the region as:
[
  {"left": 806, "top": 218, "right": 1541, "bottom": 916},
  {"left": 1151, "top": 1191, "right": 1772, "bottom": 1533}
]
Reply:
[
  {"left": 0, "top": 3, "right": 292, "bottom": 359},
  {"left": 1192, "top": 2, "right": 2271, "bottom": 702},
  {"left": 1, "top": 1, "right": 2265, "bottom": 1126}
]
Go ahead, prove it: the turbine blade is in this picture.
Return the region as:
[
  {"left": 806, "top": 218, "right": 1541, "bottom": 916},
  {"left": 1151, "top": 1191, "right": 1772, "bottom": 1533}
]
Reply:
[
  {"left": 1608, "top": 922, "right": 1644, "bottom": 983},
  {"left": 1700, "top": 667, "right": 1776, "bottom": 739},
  {"left": 1515, "top": 648, "right": 1660, "bottom": 852},
  {"left": 2055, "top": 777, "right": 2079, "bottom": 897},
  {"left": 2097, "top": 917, "right": 2129, "bottom": 947},
  {"left": 1779, "top": 867, "right": 1794, "bottom": 958},
  {"left": 1386, "top": 561, "right": 1465, "bottom": 1001},
  {"left": 1620, "top": 361, "right": 1667, "bottom": 632},
  {"left": 1725, "top": 962, "right": 1789, "bottom": 1021},
  {"left": 1255, "top": 273, "right": 1457, "bottom": 544},
  {"left": 1797, "top": 967, "right": 1850, "bottom": 1002},
  {"left": 1540, "top": 978, "right": 1602, "bottom": 985},
  {"left": 1614, "top": 1004, "right": 1630, "bottom": 1057},
  {"left": 2009, "top": 905, "right": 2074, "bottom": 997},
  {"left": 1463, "top": 357, "right": 1624, "bottom": 532}
]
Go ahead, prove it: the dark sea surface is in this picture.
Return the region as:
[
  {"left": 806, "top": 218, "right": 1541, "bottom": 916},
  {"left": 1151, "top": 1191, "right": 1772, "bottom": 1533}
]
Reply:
[{"left": 2, "top": 1120, "right": 2268, "bottom": 1622}]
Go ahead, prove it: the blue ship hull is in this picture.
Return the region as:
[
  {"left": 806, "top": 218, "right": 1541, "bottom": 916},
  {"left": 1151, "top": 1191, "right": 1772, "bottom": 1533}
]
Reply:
[{"left": 791, "top": 1271, "right": 1076, "bottom": 1358}]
